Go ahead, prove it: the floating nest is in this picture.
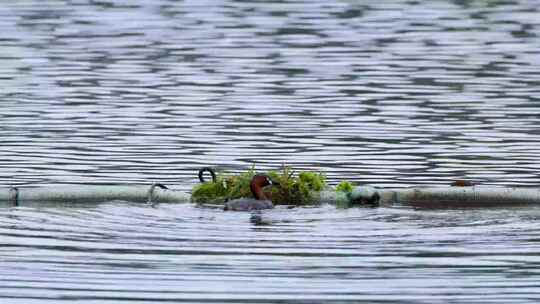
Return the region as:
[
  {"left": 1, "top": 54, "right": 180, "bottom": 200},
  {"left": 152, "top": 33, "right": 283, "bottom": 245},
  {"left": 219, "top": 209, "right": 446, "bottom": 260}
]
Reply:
[{"left": 191, "top": 166, "right": 328, "bottom": 205}]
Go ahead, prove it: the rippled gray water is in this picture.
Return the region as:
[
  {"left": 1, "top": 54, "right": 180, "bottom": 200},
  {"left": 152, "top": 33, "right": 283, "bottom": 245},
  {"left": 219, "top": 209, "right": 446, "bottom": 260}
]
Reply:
[{"left": 1, "top": 0, "right": 540, "bottom": 302}]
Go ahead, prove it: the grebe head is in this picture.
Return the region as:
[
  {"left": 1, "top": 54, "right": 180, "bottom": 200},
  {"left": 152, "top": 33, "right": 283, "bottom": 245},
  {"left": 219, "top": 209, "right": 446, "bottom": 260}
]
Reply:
[{"left": 250, "top": 174, "right": 273, "bottom": 200}]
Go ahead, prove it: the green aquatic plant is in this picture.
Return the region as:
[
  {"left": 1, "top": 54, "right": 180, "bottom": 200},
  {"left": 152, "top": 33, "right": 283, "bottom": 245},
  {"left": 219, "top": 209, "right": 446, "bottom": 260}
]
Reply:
[
  {"left": 268, "top": 166, "right": 326, "bottom": 205},
  {"left": 299, "top": 172, "right": 326, "bottom": 192},
  {"left": 191, "top": 166, "right": 258, "bottom": 204},
  {"left": 224, "top": 166, "right": 257, "bottom": 200},
  {"left": 191, "top": 173, "right": 228, "bottom": 204},
  {"left": 336, "top": 181, "right": 354, "bottom": 193},
  {"left": 191, "top": 166, "right": 327, "bottom": 205}
]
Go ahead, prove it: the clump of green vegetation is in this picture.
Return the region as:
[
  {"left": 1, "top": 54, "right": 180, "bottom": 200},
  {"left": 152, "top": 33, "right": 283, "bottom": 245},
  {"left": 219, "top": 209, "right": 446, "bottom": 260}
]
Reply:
[
  {"left": 268, "top": 167, "right": 327, "bottom": 205},
  {"left": 191, "top": 166, "right": 257, "bottom": 203},
  {"left": 191, "top": 173, "right": 228, "bottom": 204},
  {"left": 223, "top": 166, "right": 257, "bottom": 200},
  {"left": 191, "top": 166, "right": 327, "bottom": 205},
  {"left": 336, "top": 181, "right": 354, "bottom": 193}
]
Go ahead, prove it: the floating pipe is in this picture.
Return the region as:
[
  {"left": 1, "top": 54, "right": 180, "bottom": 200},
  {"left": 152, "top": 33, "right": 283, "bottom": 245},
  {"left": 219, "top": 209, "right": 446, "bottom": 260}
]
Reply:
[
  {"left": 350, "top": 186, "right": 540, "bottom": 208},
  {"left": 2, "top": 184, "right": 540, "bottom": 209},
  {"left": 0, "top": 184, "right": 190, "bottom": 206}
]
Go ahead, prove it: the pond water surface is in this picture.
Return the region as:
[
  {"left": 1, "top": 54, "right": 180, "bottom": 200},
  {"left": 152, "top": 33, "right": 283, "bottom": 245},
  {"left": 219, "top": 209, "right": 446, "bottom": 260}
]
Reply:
[{"left": 1, "top": 0, "right": 540, "bottom": 303}]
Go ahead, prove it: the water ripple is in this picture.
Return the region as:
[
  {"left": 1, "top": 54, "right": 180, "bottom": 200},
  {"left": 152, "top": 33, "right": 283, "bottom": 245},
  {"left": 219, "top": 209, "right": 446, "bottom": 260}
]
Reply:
[{"left": 2, "top": 204, "right": 540, "bottom": 303}]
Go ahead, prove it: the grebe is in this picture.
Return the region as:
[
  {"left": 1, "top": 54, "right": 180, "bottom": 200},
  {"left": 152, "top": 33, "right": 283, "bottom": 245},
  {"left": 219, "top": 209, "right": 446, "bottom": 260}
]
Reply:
[{"left": 224, "top": 174, "right": 275, "bottom": 211}]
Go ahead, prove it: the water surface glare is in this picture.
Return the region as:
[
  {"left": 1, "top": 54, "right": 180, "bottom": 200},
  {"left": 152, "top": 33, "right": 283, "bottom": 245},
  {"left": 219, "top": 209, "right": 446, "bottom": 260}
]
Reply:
[{"left": 1, "top": 0, "right": 540, "bottom": 302}]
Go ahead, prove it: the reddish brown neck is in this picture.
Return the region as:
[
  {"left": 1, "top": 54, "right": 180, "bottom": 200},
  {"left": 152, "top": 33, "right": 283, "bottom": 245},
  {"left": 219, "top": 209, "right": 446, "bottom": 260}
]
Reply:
[
  {"left": 252, "top": 186, "right": 268, "bottom": 200},
  {"left": 250, "top": 175, "right": 270, "bottom": 200}
]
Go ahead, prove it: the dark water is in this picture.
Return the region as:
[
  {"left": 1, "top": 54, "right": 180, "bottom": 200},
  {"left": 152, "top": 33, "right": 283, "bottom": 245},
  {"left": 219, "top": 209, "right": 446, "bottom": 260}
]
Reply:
[{"left": 1, "top": 0, "right": 540, "bottom": 302}]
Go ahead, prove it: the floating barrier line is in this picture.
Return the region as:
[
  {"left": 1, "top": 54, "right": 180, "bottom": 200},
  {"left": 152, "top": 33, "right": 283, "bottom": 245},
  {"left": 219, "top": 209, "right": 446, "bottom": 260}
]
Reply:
[{"left": 2, "top": 184, "right": 540, "bottom": 208}]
